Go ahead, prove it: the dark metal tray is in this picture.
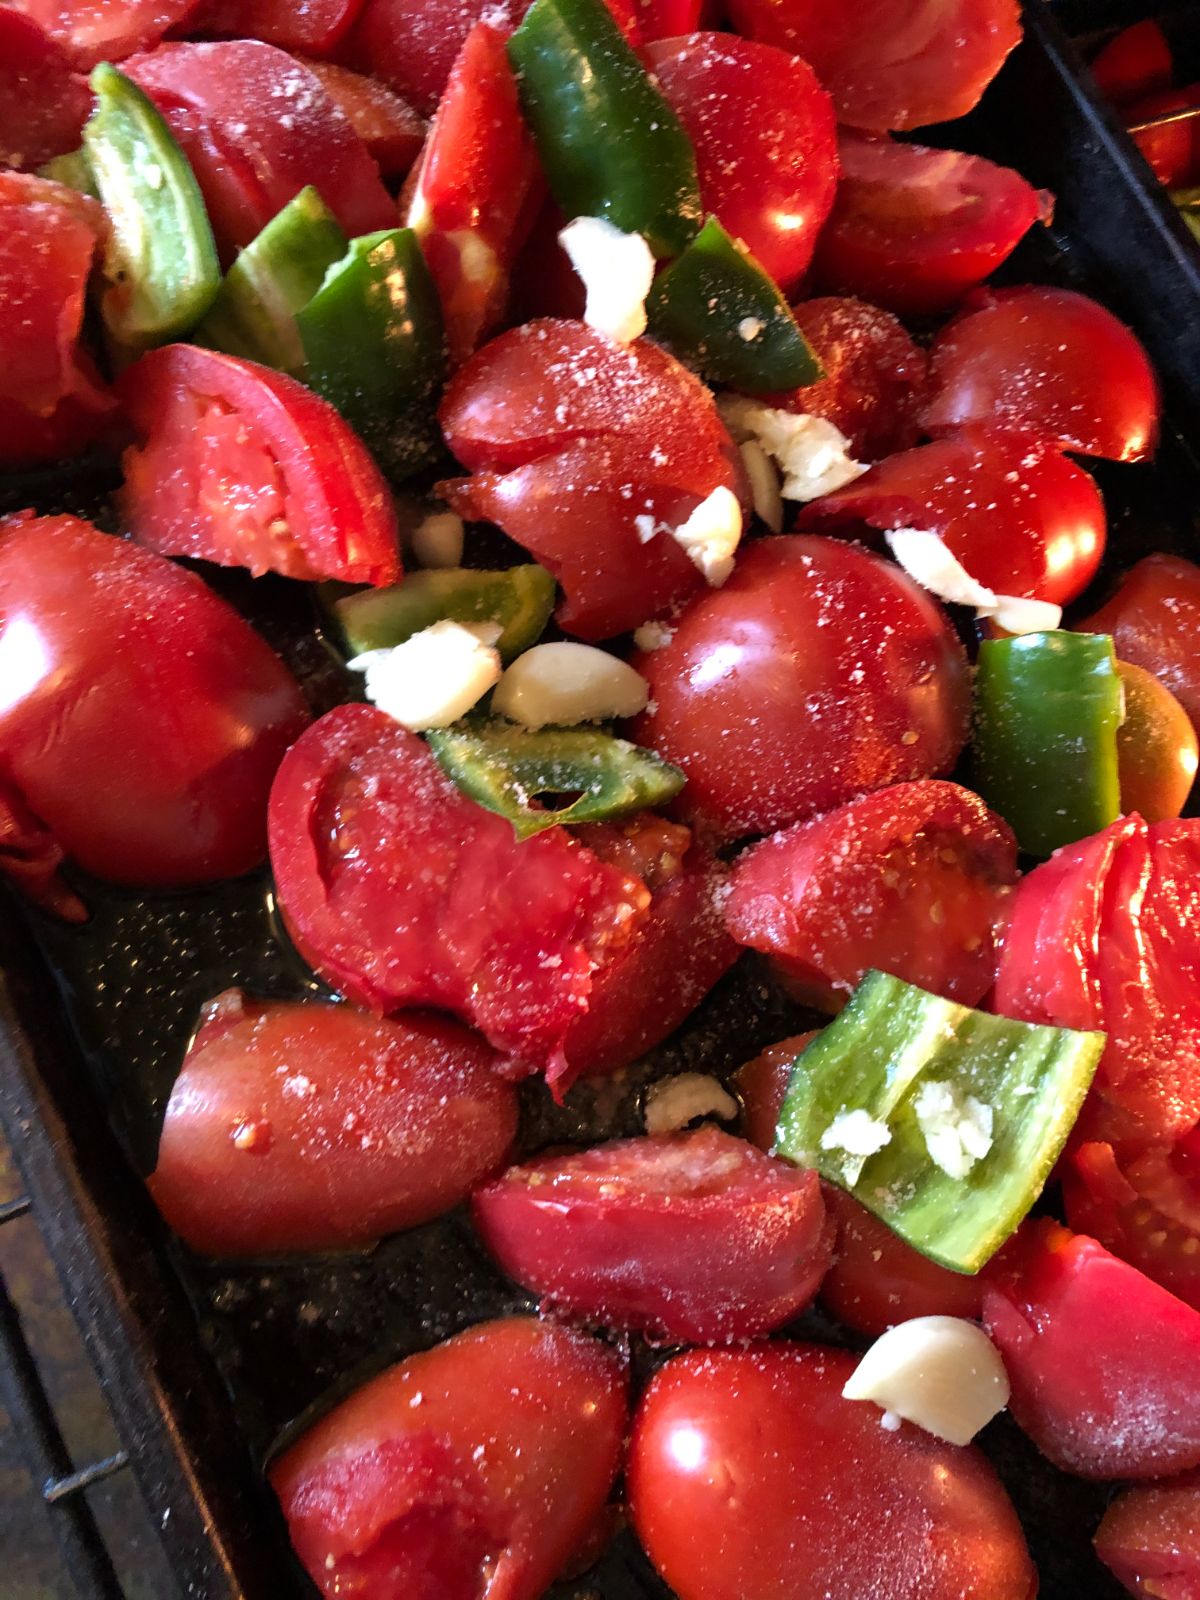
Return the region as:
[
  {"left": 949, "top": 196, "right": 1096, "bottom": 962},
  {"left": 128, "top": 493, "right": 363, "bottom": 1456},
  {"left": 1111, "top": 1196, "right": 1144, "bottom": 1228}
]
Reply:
[{"left": 3, "top": 7, "right": 1199, "bottom": 1597}]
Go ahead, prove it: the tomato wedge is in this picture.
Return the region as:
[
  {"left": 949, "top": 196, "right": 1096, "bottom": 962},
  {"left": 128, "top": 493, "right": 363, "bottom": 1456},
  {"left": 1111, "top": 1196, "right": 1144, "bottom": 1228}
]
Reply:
[
  {"left": 187, "top": 0, "right": 364, "bottom": 58},
  {"left": 473, "top": 1126, "right": 832, "bottom": 1342},
  {"left": 7, "top": 0, "right": 199, "bottom": 67},
  {"left": 1095, "top": 1469, "right": 1200, "bottom": 1600},
  {"left": 347, "top": 0, "right": 518, "bottom": 116},
  {"left": 1081, "top": 554, "right": 1200, "bottom": 734},
  {"left": 1091, "top": 20, "right": 1174, "bottom": 106},
  {"left": 117, "top": 344, "right": 400, "bottom": 585},
  {"left": 301, "top": 59, "right": 425, "bottom": 178},
  {"left": 812, "top": 131, "right": 1050, "bottom": 317},
  {"left": 0, "top": 10, "right": 93, "bottom": 169},
  {"left": 733, "top": 1032, "right": 815, "bottom": 1154}
]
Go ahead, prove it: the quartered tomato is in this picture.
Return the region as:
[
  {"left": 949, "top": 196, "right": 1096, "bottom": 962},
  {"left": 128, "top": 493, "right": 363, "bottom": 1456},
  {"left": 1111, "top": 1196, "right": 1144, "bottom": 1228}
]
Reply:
[
  {"left": 628, "top": 1343, "right": 1036, "bottom": 1600},
  {"left": 1091, "top": 19, "right": 1174, "bottom": 105},
  {"left": 733, "top": 1032, "right": 815, "bottom": 1154},
  {"left": 1115, "top": 660, "right": 1198, "bottom": 823},
  {"left": 801, "top": 431, "right": 1106, "bottom": 607},
  {"left": 271, "top": 1317, "right": 627, "bottom": 1600},
  {"left": 726, "top": 780, "right": 1018, "bottom": 1011},
  {"left": 472, "top": 1126, "right": 832, "bottom": 1343},
  {"left": 644, "top": 34, "right": 838, "bottom": 296},
  {"left": 923, "top": 287, "right": 1161, "bottom": 463},
  {"left": 0, "top": 513, "right": 309, "bottom": 916},
  {"left": 125, "top": 41, "right": 396, "bottom": 257},
  {"left": 187, "top": 0, "right": 365, "bottom": 58},
  {"left": 0, "top": 10, "right": 93, "bottom": 169},
  {"left": 301, "top": 59, "right": 425, "bottom": 177},
  {"left": 1095, "top": 1469, "right": 1200, "bottom": 1600},
  {"left": 812, "top": 131, "right": 1050, "bottom": 317},
  {"left": 983, "top": 1219, "right": 1200, "bottom": 1479},
  {"left": 7, "top": 0, "right": 198, "bottom": 66},
  {"left": 630, "top": 536, "right": 970, "bottom": 841},
  {"left": 149, "top": 992, "right": 518, "bottom": 1257},
  {"left": 1081, "top": 554, "right": 1200, "bottom": 733},
  {"left": 117, "top": 344, "right": 400, "bottom": 585}
]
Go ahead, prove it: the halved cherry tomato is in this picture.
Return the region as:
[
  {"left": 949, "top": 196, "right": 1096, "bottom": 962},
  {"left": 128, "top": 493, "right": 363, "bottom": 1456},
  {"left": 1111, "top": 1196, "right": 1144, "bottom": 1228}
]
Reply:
[
  {"left": 801, "top": 431, "right": 1106, "bottom": 607},
  {"left": 733, "top": 1032, "right": 815, "bottom": 1154},
  {"left": 125, "top": 41, "right": 396, "bottom": 257},
  {"left": 724, "top": 0, "right": 1020, "bottom": 133},
  {"left": 1081, "top": 554, "right": 1200, "bottom": 733},
  {"left": 346, "top": 0, "right": 519, "bottom": 116},
  {"left": 8, "top": 0, "right": 199, "bottom": 67},
  {"left": 812, "top": 131, "right": 1050, "bottom": 317},
  {"left": 1091, "top": 19, "right": 1174, "bottom": 106},
  {"left": 630, "top": 535, "right": 969, "bottom": 841},
  {"left": 117, "top": 344, "right": 400, "bottom": 585},
  {"left": 1125, "top": 85, "right": 1200, "bottom": 189},
  {"left": 628, "top": 1342, "right": 1036, "bottom": 1600},
  {"left": 473, "top": 1126, "right": 832, "bottom": 1342},
  {"left": 922, "top": 287, "right": 1161, "bottom": 463},
  {"left": 644, "top": 34, "right": 838, "bottom": 296},
  {"left": 1094, "top": 1468, "right": 1200, "bottom": 1600},
  {"left": 271, "top": 1317, "right": 627, "bottom": 1600},
  {"left": 0, "top": 513, "right": 309, "bottom": 915},
  {"left": 726, "top": 780, "right": 1018, "bottom": 1012},
  {"left": 149, "top": 992, "right": 518, "bottom": 1257},
  {"left": 983, "top": 1218, "right": 1200, "bottom": 1479},
  {"left": 1116, "top": 660, "right": 1198, "bottom": 823},
  {"left": 301, "top": 59, "right": 425, "bottom": 177},
  {"left": 0, "top": 10, "right": 93, "bottom": 169},
  {"left": 187, "top": 0, "right": 365, "bottom": 59}
]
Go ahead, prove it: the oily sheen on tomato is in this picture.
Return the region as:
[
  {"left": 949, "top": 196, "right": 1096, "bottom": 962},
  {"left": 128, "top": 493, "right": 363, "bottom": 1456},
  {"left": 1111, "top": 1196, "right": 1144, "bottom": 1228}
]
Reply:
[
  {"left": 629, "top": 536, "right": 970, "bottom": 841},
  {"left": 627, "top": 1343, "right": 1035, "bottom": 1600},
  {"left": 149, "top": 992, "right": 518, "bottom": 1257},
  {"left": 271, "top": 1317, "right": 627, "bottom": 1600},
  {"left": 0, "top": 513, "right": 308, "bottom": 917},
  {"left": 472, "top": 1126, "right": 832, "bottom": 1342}
]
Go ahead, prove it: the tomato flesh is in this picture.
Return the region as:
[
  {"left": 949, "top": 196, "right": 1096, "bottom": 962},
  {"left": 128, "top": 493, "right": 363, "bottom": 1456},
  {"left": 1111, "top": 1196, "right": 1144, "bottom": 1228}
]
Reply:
[
  {"left": 1094, "top": 1469, "right": 1200, "bottom": 1600},
  {"left": 733, "top": 1033, "right": 815, "bottom": 1154},
  {"left": 0, "top": 10, "right": 93, "bottom": 169},
  {"left": 8, "top": 0, "right": 199, "bottom": 66},
  {"left": 188, "top": 0, "right": 364, "bottom": 58},
  {"left": 301, "top": 59, "right": 425, "bottom": 177}
]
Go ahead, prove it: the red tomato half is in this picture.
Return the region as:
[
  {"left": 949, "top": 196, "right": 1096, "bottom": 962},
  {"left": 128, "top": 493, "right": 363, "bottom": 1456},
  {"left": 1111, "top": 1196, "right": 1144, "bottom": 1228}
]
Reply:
[
  {"left": 473, "top": 1126, "right": 832, "bottom": 1342},
  {"left": 923, "top": 287, "right": 1161, "bottom": 463},
  {"left": 733, "top": 1032, "right": 814, "bottom": 1153},
  {"left": 117, "top": 345, "right": 400, "bottom": 585},
  {"left": 0, "top": 514, "right": 309, "bottom": 914},
  {"left": 1091, "top": 20, "right": 1174, "bottom": 106},
  {"left": 0, "top": 11, "right": 93, "bottom": 169},
  {"left": 301, "top": 59, "right": 425, "bottom": 177},
  {"left": 1094, "top": 1469, "right": 1200, "bottom": 1600},
  {"left": 812, "top": 131, "right": 1050, "bottom": 317},
  {"left": 726, "top": 780, "right": 1018, "bottom": 1011},
  {"left": 271, "top": 1317, "right": 627, "bottom": 1600},
  {"left": 801, "top": 431, "right": 1106, "bottom": 607},
  {"left": 724, "top": 0, "right": 1020, "bottom": 132},
  {"left": 644, "top": 34, "right": 838, "bottom": 295},
  {"left": 187, "top": 0, "right": 364, "bottom": 58},
  {"left": 1125, "top": 86, "right": 1200, "bottom": 189},
  {"left": 630, "top": 536, "right": 970, "bottom": 841},
  {"left": 125, "top": 42, "right": 396, "bottom": 257},
  {"left": 983, "top": 1219, "right": 1200, "bottom": 1479},
  {"left": 149, "top": 992, "right": 518, "bottom": 1257},
  {"left": 1081, "top": 555, "right": 1200, "bottom": 734},
  {"left": 8, "top": 0, "right": 198, "bottom": 66},
  {"left": 628, "top": 1343, "right": 1035, "bottom": 1600}
]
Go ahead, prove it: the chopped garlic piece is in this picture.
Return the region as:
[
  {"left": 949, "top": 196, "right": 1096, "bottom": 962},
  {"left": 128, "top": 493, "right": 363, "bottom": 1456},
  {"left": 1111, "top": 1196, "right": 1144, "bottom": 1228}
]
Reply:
[
  {"left": 885, "top": 528, "right": 1063, "bottom": 634},
  {"left": 842, "top": 1316, "right": 1010, "bottom": 1446},
  {"left": 739, "top": 439, "right": 783, "bottom": 533},
  {"left": 632, "top": 620, "right": 675, "bottom": 652},
  {"left": 410, "top": 509, "right": 465, "bottom": 569},
  {"left": 820, "top": 1108, "right": 891, "bottom": 1184},
  {"left": 559, "top": 216, "right": 655, "bottom": 346},
  {"left": 492, "top": 641, "right": 649, "bottom": 728},
  {"left": 349, "top": 621, "right": 501, "bottom": 731},
  {"left": 644, "top": 1073, "right": 738, "bottom": 1135},
  {"left": 671, "top": 486, "right": 743, "bottom": 585},
  {"left": 913, "top": 1080, "right": 994, "bottom": 1180},
  {"left": 720, "top": 398, "right": 867, "bottom": 501}
]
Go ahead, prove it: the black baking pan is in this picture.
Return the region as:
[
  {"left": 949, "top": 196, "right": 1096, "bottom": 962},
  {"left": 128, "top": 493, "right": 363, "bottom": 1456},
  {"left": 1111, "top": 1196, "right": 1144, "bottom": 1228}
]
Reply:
[{"left": 2, "top": 7, "right": 1198, "bottom": 1597}]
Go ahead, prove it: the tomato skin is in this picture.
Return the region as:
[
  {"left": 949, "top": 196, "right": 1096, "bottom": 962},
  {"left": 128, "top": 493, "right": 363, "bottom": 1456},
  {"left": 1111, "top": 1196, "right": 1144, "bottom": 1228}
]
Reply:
[
  {"left": 346, "top": 0, "right": 517, "bottom": 116},
  {"left": 628, "top": 1342, "right": 1035, "bottom": 1600},
  {"left": 801, "top": 431, "right": 1106, "bottom": 607},
  {"left": 117, "top": 345, "right": 400, "bottom": 585},
  {"left": 1125, "top": 86, "right": 1200, "bottom": 189},
  {"left": 1115, "top": 660, "right": 1198, "bottom": 823},
  {"left": 300, "top": 59, "right": 425, "bottom": 177},
  {"left": 726, "top": 780, "right": 1018, "bottom": 1012},
  {"left": 629, "top": 536, "right": 970, "bottom": 842},
  {"left": 812, "top": 131, "right": 1049, "bottom": 317},
  {"left": 473, "top": 1126, "right": 832, "bottom": 1343},
  {"left": 270, "top": 1317, "right": 627, "bottom": 1600},
  {"left": 7, "top": 0, "right": 199, "bottom": 66},
  {"left": 983, "top": 1219, "right": 1200, "bottom": 1479},
  {"left": 0, "top": 513, "right": 309, "bottom": 908},
  {"left": 1091, "top": 20, "right": 1174, "bottom": 106},
  {"left": 644, "top": 34, "right": 838, "bottom": 296},
  {"left": 733, "top": 1032, "right": 815, "bottom": 1153},
  {"left": 149, "top": 992, "right": 517, "bottom": 1257},
  {"left": 923, "top": 287, "right": 1161, "bottom": 464},
  {"left": 1094, "top": 1468, "right": 1200, "bottom": 1600},
  {"left": 0, "top": 10, "right": 93, "bottom": 169},
  {"left": 1081, "top": 555, "right": 1200, "bottom": 734},
  {"left": 187, "top": 0, "right": 364, "bottom": 59}
]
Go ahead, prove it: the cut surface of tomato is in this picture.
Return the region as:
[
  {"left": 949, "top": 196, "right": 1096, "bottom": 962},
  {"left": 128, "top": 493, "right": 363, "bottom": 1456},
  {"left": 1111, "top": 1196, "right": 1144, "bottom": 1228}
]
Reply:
[
  {"left": 301, "top": 58, "right": 425, "bottom": 177},
  {"left": 8, "top": 0, "right": 199, "bottom": 66},
  {"left": 1094, "top": 1469, "right": 1200, "bottom": 1600},
  {"left": 187, "top": 0, "right": 365, "bottom": 58},
  {"left": 0, "top": 10, "right": 93, "bottom": 169}
]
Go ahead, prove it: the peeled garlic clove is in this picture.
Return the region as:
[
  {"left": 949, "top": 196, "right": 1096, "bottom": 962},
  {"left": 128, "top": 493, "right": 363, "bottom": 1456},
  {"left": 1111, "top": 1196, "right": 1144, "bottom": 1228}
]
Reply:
[
  {"left": 348, "top": 620, "right": 501, "bottom": 731},
  {"left": 841, "top": 1314, "right": 1010, "bottom": 1446},
  {"left": 492, "top": 642, "right": 649, "bottom": 729},
  {"left": 410, "top": 509, "right": 465, "bottom": 569},
  {"left": 644, "top": 1073, "right": 739, "bottom": 1136}
]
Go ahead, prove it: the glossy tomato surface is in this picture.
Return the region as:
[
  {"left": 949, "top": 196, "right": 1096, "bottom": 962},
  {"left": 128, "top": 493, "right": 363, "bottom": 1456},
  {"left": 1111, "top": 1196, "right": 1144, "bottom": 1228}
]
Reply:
[
  {"left": 812, "top": 131, "right": 1048, "bottom": 316},
  {"left": 117, "top": 344, "right": 400, "bottom": 585},
  {"left": 1115, "top": 660, "right": 1198, "bottom": 823},
  {"left": 733, "top": 1032, "right": 815, "bottom": 1153},
  {"left": 630, "top": 536, "right": 970, "bottom": 841},
  {"left": 271, "top": 1317, "right": 627, "bottom": 1600},
  {"left": 645, "top": 34, "right": 838, "bottom": 295},
  {"left": 302, "top": 58, "right": 425, "bottom": 177},
  {"left": 149, "top": 992, "right": 518, "bottom": 1256},
  {"left": 473, "top": 1126, "right": 832, "bottom": 1342},
  {"left": 8, "top": 0, "right": 198, "bottom": 65},
  {"left": 628, "top": 1342, "right": 1036, "bottom": 1600},
  {"left": 1094, "top": 1468, "right": 1200, "bottom": 1600},
  {"left": 1081, "top": 554, "right": 1200, "bottom": 733},
  {"left": 983, "top": 1219, "right": 1200, "bottom": 1479},
  {"left": 1126, "top": 85, "right": 1200, "bottom": 188},
  {"left": 0, "top": 10, "right": 93, "bottom": 169},
  {"left": 923, "top": 287, "right": 1161, "bottom": 463},
  {"left": 188, "top": 0, "right": 364, "bottom": 57},
  {"left": 0, "top": 513, "right": 309, "bottom": 914}
]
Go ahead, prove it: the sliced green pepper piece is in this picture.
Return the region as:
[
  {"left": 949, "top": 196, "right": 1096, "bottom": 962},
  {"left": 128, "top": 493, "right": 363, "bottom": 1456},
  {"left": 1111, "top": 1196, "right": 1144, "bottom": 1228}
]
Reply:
[
  {"left": 973, "top": 630, "right": 1122, "bottom": 858},
  {"left": 508, "top": 0, "right": 701, "bottom": 258},
  {"left": 1171, "top": 186, "right": 1200, "bottom": 243},
  {"left": 297, "top": 226, "right": 447, "bottom": 479},
  {"left": 775, "top": 971, "right": 1104, "bottom": 1273},
  {"left": 427, "top": 719, "right": 686, "bottom": 838},
  {"left": 83, "top": 63, "right": 220, "bottom": 346},
  {"left": 647, "top": 218, "right": 822, "bottom": 391},
  {"left": 195, "top": 187, "right": 347, "bottom": 371},
  {"left": 38, "top": 149, "right": 99, "bottom": 198},
  {"left": 334, "top": 566, "right": 556, "bottom": 663}
]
